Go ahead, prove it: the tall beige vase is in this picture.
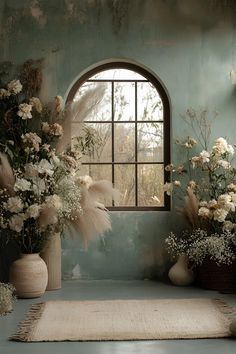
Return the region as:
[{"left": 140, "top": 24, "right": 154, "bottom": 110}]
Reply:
[
  {"left": 41, "top": 232, "right": 61, "bottom": 290},
  {"left": 9, "top": 254, "right": 48, "bottom": 298}
]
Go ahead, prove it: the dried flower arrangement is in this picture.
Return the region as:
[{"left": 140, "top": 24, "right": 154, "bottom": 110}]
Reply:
[
  {"left": 164, "top": 109, "right": 236, "bottom": 266},
  {"left": 0, "top": 61, "right": 117, "bottom": 254}
]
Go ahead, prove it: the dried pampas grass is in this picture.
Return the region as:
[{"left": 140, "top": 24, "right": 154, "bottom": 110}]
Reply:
[
  {"left": 0, "top": 152, "right": 15, "bottom": 195},
  {"left": 70, "top": 178, "right": 119, "bottom": 249},
  {"left": 177, "top": 187, "right": 200, "bottom": 229},
  {"left": 56, "top": 83, "right": 105, "bottom": 154}
]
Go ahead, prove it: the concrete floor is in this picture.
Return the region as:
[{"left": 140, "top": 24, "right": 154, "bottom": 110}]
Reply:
[{"left": 0, "top": 280, "right": 236, "bottom": 354}]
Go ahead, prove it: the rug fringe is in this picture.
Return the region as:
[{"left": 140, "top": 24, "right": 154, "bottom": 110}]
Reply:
[
  {"left": 10, "top": 302, "right": 45, "bottom": 342},
  {"left": 213, "top": 299, "right": 236, "bottom": 322}
]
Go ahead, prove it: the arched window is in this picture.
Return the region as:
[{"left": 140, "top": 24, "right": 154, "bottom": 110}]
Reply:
[{"left": 67, "top": 62, "right": 170, "bottom": 210}]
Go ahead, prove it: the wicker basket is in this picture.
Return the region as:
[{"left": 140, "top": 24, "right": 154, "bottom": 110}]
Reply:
[{"left": 197, "top": 259, "right": 236, "bottom": 293}]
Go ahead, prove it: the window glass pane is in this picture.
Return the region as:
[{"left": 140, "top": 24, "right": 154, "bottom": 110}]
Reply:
[
  {"left": 114, "top": 164, "right": 135, "bottom": 206},
  {"left": 138, "top": 164, "right": 164, "bottom": 206},
  {"left": 114, "top": 82, "right": 135, "bottom": 121},
  {"left": 73, "top": 123, "right": 112, "bottom": 163},
  {"left": 137, "top": 123, "right": 163, "bottom": 162},
  {"left": 114, "top": 123, "right": 135, "bottom": 162},
  {"left": 90, "top": 69, "right": 146, "bottom": 80},
  {"left": 81, "top": 164, "right": 112, "bottom": 206},
  {"left": 137, "top": 82, "right": 163, "bottom": 121},
  {"left": 74, "top": 82, "right": 111, "bottom": 122}
]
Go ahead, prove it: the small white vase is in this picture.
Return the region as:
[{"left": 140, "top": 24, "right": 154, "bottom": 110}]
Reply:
[
  {"left": 168, "top": 254, "right": 195, "bottom": 286},
  {"left": 41, "top": 232, "right": 61, "bottom": 290},
  {"left": 9, "top": 253, "right": 48, "bottom": 298}
]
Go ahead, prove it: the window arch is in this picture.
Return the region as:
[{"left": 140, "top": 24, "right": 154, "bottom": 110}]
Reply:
[{"left": 67, "top": 62, "right": 170, "bottom": 211}]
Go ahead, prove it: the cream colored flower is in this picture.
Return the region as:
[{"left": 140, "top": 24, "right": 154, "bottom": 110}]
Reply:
[
  {"left": 175, "top": 164, "right": 185, "bottom": 174},
  {"left": 7, "top": 79, "right": 22, "bottom": 95},
  {"left": 191, "top": 156, "right": 201, "bottom": 168},
  {"left": 9, "top": 214, "right": 25, "bottom": 233},
  {"left": 54, "top": 95, "right": 64, "bottom": 113},
  {"left": 50, "top": 123, "right": 63, "bottom": 136},
  {"left": 17, "top": 103, "right": 32, "bottom": 120},
  {"left": 208, "top": 199, "right": 218, "bottom": 209},
  {"left": 199, "top": 200, "right": 208, "bottom": 207},
  {"left": 32, "top": 177, "right": 46, "bottom": 196},
  {"left": 45, "top": 194, "right": 62, "bottom": 209},
  {"left": 217, "top": 160, "right": 231, "bottom": 169},
  {"left": 78, "top": 175, "right": 93, "bottom": 189},
  {"left": 212, "top": 137, "right": 234, "bottom": 156},
  {"left": 42, "top": 122, "right": 50, "bottom": 134},
  {"left": 26, "top": 204, "right": 41, "bottom": 219},
  {"left": 0, "top": 88, "right": 11, "bottom": 99},
  {"left": 199, "top": 150, "right": 210, "bottom": 163},
  {"left": 198, "top": 206, "right": 212, "bottom": 219},
  {"left": 227, "top": 183, "right": 236, "bottom": 192},
  {"left": 223, "top": 221, "right": 235, "bottom": 232},
  {"left": 29, "top": 97, "right": 43, "bottom": 113},
  {"left": 230, "top": 193, "right": 236, "bottom": 205},
  {"left": 5, "top": 196, "right": 23, "bottom": 213},
  {"left": 218, "top": 194, "right": 232, "bottom": 205},
  {"left": 21, "top": 132, "right": 42, "bottom": 151},
  {"left": 213, "top": 208, "right": 228, "bottom": 222},
  {"left": 14, "top": 178, "right": 31, "bottom": 192}
]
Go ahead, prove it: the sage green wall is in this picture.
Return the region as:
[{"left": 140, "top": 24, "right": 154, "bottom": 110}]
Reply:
[{"left": 1, "top": 0, "right": 236, "bottom": 279}]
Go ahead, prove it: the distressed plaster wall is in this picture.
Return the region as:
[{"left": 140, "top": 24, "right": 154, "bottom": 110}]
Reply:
[{"left": 1, "top": 0, "right": 236, "bottom": 280}]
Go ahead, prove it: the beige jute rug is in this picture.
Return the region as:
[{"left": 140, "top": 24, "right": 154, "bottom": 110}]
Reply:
[{"left": 11, "top": 298, "right": 236, "bottom": 342}]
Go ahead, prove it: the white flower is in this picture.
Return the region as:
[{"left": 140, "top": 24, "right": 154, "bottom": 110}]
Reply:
[
  {"left": 218, "top": 194, "right": 232, "bottom": 205},
  {"left": 5, "top": 196, "right": 23, "bottom": 213},
  {"left": 42, "top": 122, "right": 63, "bottom": 136},
  {"left": 54, "top": 95, "right": 64, "bottom": 113},
  {"left": 208, "top": 199, "right": 218, "bottom": 209},
  {"left": 230, "top": 193, "right": 236, "bottom": 205},
  {"left": 38, "top": 159, "right": 54, "bottom": 176},
  {"left": 223, "top": 221, "right": 235, "bottom": 232},
  {"left": 163, "top": 182, "right": 173, "bottom": 196},
  {"left": 199, "top": 150, "right": 210, "bottom": 163},
  {"left": 184, "top": 137, "right": 197, "bottom": 148},
  {"left": 0, "top": 88, "right": 11, "bottom": 99},
  {"left": 26, "top": 204, "right": 41, "bottom": 219},
  {"left": 213, "top": 208, "right": 228, "bottom": 222},
  {"left": 29, "top": 97, "right": 42, "bottom": 113},
  {"left": 7, "top": 79, "right": 22, "bottom": 95},
  {"left": 198, "top": 207, "right": 212, "bottom": 219},
  {"left": 199, "top": 200, "right": 208, "bottom": 207},
  {"left": 17, "top": 103, "right": 32, "bottom": 120},
  {"left": 14, "top": 178, "right": 31, "bottom": 192},
  {"left": 217, "top": 160, "right": 231, "bottom": 169},
  {"left": 9, "top": 214, "right": 25, "bottom": 233},
  {"left": 165, "top": 164, "right": 174, "bottom": 172}
]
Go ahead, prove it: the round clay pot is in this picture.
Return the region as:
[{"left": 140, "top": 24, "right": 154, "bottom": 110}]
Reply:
[
  {"left": 9, "top": 253, "right": 48, "bottom": 298},
  {"left": 168, "top": 254, "right": 195, "bottom": 286}
]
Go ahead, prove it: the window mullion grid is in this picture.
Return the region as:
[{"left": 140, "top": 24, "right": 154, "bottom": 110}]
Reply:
[
  {"left": 135, "top": 81, "right": 138, "bottom": 207},
  {"left": 111, "top": 81, "right": 115, "bottom": 206}
]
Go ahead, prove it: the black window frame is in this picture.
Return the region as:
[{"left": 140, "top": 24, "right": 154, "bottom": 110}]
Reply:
[{"left": 67, "top": 62, "right": 171, "bottom": 211}]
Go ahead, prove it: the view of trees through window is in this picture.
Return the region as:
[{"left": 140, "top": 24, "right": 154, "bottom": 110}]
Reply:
[{"left": 71, "top": 68, "right": 167, "bottom": 209}]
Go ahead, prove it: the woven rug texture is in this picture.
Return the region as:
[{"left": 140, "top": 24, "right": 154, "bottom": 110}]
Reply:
[{"left": 11, "top": 298, "right": 236, "bottom": 342}]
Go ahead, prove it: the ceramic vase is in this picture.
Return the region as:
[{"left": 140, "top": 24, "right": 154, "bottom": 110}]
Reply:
[
  {"left": 168, "top": 254, "right": 195, "bottom": 286},
  {"left": 9, "top": 253, "right": 48, "bottom": 298},
  {"left": 41, "top": 232, "right": 62, "bottom": 290}
]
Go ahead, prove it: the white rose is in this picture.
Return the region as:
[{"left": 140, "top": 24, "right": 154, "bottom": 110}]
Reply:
[
  {"left": 29, "top": 97, "right": 42, "bottom": 113},
  {"left": 199, "top": 150, "right": 210, "bottom": 163},
  {"left": 217, "top": 160, "right": 231, "bottom": 169},
  {"left": 5, "top": 196, "right": 23, "bottom": 213},
  {"left": 218, "top": 194, "right": 232, "bottom": 205}
]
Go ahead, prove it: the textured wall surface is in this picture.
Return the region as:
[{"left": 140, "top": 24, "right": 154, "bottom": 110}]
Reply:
[{"left": 1, "top": 0, "right": 236, "bottom": 280}]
